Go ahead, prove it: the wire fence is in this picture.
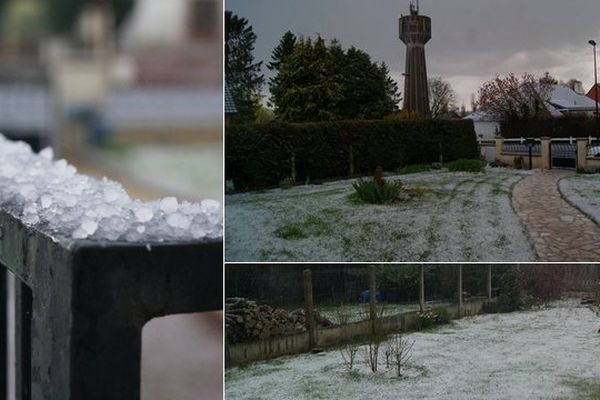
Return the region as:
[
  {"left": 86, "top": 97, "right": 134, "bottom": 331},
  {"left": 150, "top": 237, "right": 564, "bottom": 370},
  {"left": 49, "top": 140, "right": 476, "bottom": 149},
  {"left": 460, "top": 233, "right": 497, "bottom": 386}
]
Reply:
[{"left": 226, "top": 264, "right": 600, "bottom": 323}]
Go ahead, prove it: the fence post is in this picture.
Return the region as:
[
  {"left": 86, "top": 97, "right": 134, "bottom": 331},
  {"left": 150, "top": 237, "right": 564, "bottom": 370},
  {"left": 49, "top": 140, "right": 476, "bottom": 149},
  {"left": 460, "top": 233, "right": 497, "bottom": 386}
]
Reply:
[
  {"left": 577, "top": 138, "right": 588, "bottom": 171},
  {"left": 368, "top": 266, "right": 377, "bottom": 336},
  {"left": 541, "top": 136, "right": 551, "bottom": 170},
  {"left": 0, "top": 268, "right": 6, "bottom": 399},
  {"left": 487, "top": 265, "right": 492, "bottom": 302},
  {"left": 494, "top": 136, "right": 503, "bottom": 160},
  {"left": 457, "top": 265, "right": 463, "bottom": 317},
  {"left": 419, "top": 265, "right": 425, "bottom": 312},
  {"left": 303, "top": 269, "right": 315, "bottom": 349}
]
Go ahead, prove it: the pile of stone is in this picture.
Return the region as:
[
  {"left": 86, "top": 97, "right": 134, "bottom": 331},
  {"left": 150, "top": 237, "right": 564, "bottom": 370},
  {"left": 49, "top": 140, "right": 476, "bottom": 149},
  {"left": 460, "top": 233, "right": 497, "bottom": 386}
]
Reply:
[{"left": 225, "top": 297, "right": 333, "bottom": 344}]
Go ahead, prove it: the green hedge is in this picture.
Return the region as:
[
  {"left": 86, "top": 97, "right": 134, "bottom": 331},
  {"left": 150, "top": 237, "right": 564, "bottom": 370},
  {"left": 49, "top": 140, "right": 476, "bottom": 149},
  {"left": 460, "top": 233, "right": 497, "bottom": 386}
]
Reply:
[
  {"left": 226, "top": 119, "right": 478, "bottom": 190},
  {"left": 500, "top": 116, "right": 596, "bottom": 138}
]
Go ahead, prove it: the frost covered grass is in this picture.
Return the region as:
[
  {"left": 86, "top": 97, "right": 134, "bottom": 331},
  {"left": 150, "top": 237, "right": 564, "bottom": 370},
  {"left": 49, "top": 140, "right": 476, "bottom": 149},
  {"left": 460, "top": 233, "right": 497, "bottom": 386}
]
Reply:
[
  {"left": 559, "top": 174, "right": 600, "bottom": 225},
  {"left": 225, "top": 168, "right": 535, "bottom": 262},
  {"left": 226, "top": 303, "right": 600, "bottom": 400},
  {"left": 0, "top": 135, "right": 222, "bottom": 245}
]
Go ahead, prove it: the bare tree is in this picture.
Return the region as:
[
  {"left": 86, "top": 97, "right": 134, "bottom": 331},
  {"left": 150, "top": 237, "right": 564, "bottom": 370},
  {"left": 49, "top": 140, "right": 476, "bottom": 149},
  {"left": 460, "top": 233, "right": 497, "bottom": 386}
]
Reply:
[
  {"left": 477, "top": 72, "right": 554, "bottom": 122},
  {"left": 389, "top": 334, "right": 415, "bottom": 377},
  {"left": 336, "top": 304, "right": 360, "bottom": 370},
  {"left": 362, "top": 304, "right": 386, "bottom": 373},
  {"left": 429, "top": 77, "right": 457, "bottom": 118}
]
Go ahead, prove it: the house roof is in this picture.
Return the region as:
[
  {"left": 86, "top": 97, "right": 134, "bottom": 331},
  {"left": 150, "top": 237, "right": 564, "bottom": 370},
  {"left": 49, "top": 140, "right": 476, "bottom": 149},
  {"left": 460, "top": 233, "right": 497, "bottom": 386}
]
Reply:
[
  {"left": 463, "top": 111, "right": 495, "bottom": 122},
  {"left": 547, "top": 84, "right": 597, "bottom": 112},
  {"left": 225, "top": 86, "right": 237, "bottom": 114}
]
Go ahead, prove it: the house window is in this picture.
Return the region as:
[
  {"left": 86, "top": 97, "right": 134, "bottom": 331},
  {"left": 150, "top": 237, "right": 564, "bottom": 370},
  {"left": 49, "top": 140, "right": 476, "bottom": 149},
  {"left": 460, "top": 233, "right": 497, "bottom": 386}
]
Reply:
[{"left": 188, "top": 0, "right": 218, "bottom": 40}]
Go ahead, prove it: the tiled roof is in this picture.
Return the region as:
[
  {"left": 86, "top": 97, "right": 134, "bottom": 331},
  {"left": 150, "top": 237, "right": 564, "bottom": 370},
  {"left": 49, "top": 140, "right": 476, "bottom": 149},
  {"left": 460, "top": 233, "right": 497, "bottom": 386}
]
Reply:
[{"left": 225, "top": 86, "right": 237, "bottom": 114}]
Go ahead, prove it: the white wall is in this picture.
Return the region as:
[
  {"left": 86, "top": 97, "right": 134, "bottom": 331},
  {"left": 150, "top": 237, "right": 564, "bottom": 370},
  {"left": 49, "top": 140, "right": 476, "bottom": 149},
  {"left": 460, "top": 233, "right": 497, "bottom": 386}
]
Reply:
[{"left": 473, "top": 121, "right": 500, "bottom": 140}]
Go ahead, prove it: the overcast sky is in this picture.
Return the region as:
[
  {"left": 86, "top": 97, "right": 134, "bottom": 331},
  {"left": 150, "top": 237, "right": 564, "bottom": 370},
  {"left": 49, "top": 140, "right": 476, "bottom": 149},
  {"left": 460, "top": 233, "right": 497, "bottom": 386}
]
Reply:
[{"left": 226, "top": 0, "right": 600, "bottom": 110}]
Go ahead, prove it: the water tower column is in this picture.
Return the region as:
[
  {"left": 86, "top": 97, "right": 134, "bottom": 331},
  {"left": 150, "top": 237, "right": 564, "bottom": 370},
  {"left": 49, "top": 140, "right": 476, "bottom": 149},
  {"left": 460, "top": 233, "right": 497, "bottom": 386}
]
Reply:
[{"left": 399, "top": 3, "right": 431, "bottom": 118}]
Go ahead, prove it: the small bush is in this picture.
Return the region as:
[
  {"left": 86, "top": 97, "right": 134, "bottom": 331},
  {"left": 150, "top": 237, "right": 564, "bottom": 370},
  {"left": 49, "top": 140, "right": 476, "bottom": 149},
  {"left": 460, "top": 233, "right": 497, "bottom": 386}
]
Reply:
[
  {"left": 352, "top": 179, "right": 403, "bottom": 204},
  {"left": 514, "top": 156, "right": 524, "bottom": 170},
  {"left": 447, "top": 159, "right": 485, "bottom": 173},
  {"left": 397, "top": 164, "right": 431, "bottom": 175},
  {"left": 433, "top": 307, "right": 450, "bottom": 324},
  {"left": 417, "top": 307, "right": 451, "bottom": 330}
]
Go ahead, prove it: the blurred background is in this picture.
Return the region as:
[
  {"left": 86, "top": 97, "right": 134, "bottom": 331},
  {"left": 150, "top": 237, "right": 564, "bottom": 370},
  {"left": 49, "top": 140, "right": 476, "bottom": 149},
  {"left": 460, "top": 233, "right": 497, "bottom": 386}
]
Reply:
[{"left": 0, "top": 0, "right": 223, "bottom": 399}]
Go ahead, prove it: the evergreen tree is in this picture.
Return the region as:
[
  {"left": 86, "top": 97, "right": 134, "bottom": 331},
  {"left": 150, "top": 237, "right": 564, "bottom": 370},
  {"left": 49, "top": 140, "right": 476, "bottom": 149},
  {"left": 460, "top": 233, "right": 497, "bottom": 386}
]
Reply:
[
  {"left": 267, "top": 30, "right": 297, "bottom": 71},
  {"left": 270, "top": 36, "right": 400, "bottom": 122},
  {"left": 225, "top": 10, "right": 265, "bottom": 123},
  {"left": 270, "top": 36, "right": 344, "bottom": 122}
]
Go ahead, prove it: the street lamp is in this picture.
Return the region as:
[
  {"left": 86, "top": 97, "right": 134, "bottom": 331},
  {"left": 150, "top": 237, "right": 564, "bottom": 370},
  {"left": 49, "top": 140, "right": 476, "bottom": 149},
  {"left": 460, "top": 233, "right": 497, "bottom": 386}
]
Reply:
[{"left": 590, "top": 40, "right": 599, "bottom": 143}]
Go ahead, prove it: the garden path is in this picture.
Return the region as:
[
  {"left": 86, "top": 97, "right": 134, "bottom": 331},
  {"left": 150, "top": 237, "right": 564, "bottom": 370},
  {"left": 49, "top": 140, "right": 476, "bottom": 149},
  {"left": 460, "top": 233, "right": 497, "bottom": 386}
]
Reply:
[{"left": 512, "top": 170, "right": 600, "bottom": 261}]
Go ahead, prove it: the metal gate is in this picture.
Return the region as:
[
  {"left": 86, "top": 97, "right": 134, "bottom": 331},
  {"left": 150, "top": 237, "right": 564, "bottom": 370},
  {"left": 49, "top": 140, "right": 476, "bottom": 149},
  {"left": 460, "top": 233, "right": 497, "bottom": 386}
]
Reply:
[{"left": 550, "top": 139, "right": 577, "bottom": 169}]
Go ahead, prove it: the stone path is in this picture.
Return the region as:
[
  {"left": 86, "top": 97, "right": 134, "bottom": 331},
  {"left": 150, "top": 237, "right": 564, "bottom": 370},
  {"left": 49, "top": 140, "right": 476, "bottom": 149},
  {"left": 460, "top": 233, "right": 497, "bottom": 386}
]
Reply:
[{"left": 512, "top": 170, "right": 600, "bottom": 262}]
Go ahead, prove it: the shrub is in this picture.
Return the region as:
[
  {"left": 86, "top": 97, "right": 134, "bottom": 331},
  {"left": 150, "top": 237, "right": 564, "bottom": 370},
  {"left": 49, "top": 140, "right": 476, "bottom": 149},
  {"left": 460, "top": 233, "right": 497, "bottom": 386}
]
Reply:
[
  {"left": 226, "top": 119, "right": 478, "bottom": 190},
  {"left": 433, "top": 306, "right": 451, "bottom": 324},
  {"left": 417, "top": 307, "right": 451, "bottom": 330},
  {"left": 447, "top": 159, "right": 485, "bottom": 173},
  {"left": 514, "top": 156, "right": 524, "bottom": 170},
  {"left": 352, "top": 179, "right": 402, "bottom": 204},
  {"left": 417, "top": 310, "right": 437, "bottom": 330},
  {"left": 397, "top": 163, "right": 431, "bottom": 175}
]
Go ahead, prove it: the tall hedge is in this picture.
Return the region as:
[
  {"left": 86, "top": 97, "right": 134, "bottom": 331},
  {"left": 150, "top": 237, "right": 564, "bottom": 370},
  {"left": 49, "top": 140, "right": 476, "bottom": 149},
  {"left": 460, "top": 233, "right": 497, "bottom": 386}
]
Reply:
[
  {"left": 226, "top": 119, "right": 478, "bottom": 190},
  {"left": 500, "top": 116, "right": 596, "bottom": 138}
]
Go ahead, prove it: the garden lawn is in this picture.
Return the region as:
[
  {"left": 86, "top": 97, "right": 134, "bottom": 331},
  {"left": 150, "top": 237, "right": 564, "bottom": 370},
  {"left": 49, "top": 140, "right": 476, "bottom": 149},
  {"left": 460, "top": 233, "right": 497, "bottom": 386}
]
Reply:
[
  {"left": 560, "top": 174, "right": 600, "bottom": 225},
  {"left": 225, "top": 303, "right": 600, "bottom": 400},
  {"left": 225, "top": 168, "right": 536, "bottom": 262}
]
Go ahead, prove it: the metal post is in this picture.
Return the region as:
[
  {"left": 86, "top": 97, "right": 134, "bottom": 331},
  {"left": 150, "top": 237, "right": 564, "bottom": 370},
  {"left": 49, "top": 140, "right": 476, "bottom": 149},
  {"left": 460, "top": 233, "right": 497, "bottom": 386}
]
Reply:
[
  {"left": 303, "top": 269, "right": 315, "bottom": 349},
  {"left": 0, "top": 268, "right": 6, "bottom": 399},
  {"left": 458, "top": 265, "right": 463, "bottom": 317},
  {"left": 14, "top": 281, "right": 32, "bottom": 400},
  {"left": 487, "top": 265, "right": 492, "bottom": 301},
  {"left": 590, "top": 40, "right": 599, "bottom": 143},
  {"left": 368, "top": 266, "right": 377, "bottom": 336},
  {"left": 419, "top": 265, "right": 425, "bottom": 312}
]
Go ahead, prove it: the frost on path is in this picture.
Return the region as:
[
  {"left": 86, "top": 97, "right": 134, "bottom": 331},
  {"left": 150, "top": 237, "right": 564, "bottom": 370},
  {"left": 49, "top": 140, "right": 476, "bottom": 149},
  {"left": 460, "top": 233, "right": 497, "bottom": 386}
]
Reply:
[{"left": 0, "top": 135, "right": 222, "bottom": 245}]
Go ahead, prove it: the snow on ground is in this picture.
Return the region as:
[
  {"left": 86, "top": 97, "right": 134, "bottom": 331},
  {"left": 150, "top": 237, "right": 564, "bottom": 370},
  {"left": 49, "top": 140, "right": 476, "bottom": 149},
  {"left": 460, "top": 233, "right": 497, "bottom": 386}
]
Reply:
[
  {"left": 225, "top": 168, "right": 536, "bottom": 262},
  {"left": 0, "top": 135, "right": 222, "bottom": 245},
  {"left": 559, "top": 174, "right": 600, "bottom": 225},
  {"left": 226, "top": 303, "right": 600, "bottom": 400}
]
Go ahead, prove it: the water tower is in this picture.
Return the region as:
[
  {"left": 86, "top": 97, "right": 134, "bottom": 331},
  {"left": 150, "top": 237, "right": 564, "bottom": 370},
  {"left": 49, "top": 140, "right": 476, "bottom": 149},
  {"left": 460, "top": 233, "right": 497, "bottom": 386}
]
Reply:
[{"left": 399, "top": 0, "right": 431, "bottom": 117}]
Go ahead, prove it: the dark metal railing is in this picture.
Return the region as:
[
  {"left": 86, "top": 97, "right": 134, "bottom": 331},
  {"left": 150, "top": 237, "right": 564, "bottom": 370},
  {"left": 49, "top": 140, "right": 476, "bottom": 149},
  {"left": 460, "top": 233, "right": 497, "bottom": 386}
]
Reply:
[
  {"left": 502, "top": 138, "right": 541, "bottom": 155},
  {"left": 1, "top": 210, "right": 222, "bottom": 400}
]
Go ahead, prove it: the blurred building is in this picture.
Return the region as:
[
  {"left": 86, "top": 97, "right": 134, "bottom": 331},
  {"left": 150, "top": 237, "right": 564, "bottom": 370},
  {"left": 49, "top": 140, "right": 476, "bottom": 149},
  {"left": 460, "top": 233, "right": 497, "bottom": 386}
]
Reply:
[{"left": 0, "top": 0, "right": 223, "bottom": 155}]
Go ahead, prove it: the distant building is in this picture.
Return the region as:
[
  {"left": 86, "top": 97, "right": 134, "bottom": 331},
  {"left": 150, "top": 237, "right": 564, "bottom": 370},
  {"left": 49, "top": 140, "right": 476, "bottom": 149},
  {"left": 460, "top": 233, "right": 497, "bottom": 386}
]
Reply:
[
  {"left": 463, "top": 111, "right": 500, "bottom": 140},
  {"left": 464, "top": 84, "right": 597, "bottom": 139},
  {"left": 547, "top": 85, "right": 597, "bottom": 116}
]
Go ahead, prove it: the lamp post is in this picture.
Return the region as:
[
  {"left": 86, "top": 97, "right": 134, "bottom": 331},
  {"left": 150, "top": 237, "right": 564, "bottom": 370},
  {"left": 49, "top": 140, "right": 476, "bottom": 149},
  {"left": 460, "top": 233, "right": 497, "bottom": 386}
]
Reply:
[{"left": 590, "top": 40, "right": 599, "bottom": 143}]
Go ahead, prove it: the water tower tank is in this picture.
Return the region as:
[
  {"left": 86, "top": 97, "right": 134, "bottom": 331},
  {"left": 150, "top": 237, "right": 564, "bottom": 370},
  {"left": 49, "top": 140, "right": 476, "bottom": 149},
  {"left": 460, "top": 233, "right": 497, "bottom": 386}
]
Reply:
[{"left": 399, "top": 2, "right": 431, "bottom": 117}]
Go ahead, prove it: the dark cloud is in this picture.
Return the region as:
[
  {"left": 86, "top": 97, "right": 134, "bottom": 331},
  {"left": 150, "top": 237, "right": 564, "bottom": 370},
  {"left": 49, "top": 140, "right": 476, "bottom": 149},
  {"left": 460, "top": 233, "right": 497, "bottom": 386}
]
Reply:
[{"left": 227, "top": 0, "right": 600, "bottom": 107}]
